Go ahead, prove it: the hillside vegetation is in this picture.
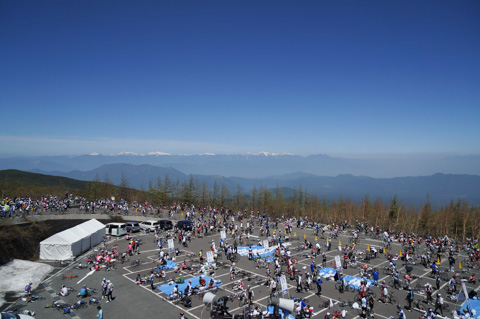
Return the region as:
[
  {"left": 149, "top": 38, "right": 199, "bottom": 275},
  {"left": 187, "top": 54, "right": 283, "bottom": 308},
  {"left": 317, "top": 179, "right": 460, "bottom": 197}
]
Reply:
[{"left": 1, "top": 169, "right": 479, "bottom": 240}]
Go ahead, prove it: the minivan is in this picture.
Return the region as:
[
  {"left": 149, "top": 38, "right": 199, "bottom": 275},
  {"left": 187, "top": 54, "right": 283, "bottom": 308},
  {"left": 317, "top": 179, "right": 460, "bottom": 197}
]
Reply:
[
  {"left": 125, "top": 221, "right": 141, "bottom": 233},
  {"left": 105, "top": 222, "right": 127, "bottom": 236},
  {"left": 140, "top": 220, "right": 159, "bottom": 232}
]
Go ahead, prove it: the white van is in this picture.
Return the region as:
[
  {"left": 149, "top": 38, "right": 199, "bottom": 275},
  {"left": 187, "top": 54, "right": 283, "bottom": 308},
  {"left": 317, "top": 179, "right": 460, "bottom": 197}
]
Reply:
[
  {"left": 139, "top": 220, "right": 159, "bottom": 232},
  {"left": 105, "top": 222, "right": 127, "bottom": 236}
]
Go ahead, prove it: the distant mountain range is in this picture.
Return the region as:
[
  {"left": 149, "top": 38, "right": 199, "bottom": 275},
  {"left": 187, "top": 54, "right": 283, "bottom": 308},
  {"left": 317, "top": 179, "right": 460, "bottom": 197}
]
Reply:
[
  {"left": 1, "top": 153, "right": 479, "bottom": 207},
  {"left": 0, "top": 152, "right": 479, "bottom": 178},
  {"left": 28, "top": 163, "right": 480, "bottom": 207}
]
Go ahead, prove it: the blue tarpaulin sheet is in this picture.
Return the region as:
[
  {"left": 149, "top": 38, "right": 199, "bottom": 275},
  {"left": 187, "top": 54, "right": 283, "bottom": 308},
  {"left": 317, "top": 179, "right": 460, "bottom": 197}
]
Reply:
[
  {"left": 317, "top": 267, "right": 337, "bottom": 279},
  {"left": 267, "top": 305, "right": 296, "bottom": 319},
  {"left": 316, "top": 268, "right": 374, "bottom": 289},
  {"left": 461, "top": 299, "right": 480, "bottom": 317},
  {"left": 156, "top": 275, "right": 223, "bottom": 295},
  {"left": 237, "top": 246, "right": 278, "bottom": 258},
  {"left": 343, "top": 276, "right": 374, "bottom": 289},
  {"left": 152, "top": 260, "right": 177, "bottom": 271}
]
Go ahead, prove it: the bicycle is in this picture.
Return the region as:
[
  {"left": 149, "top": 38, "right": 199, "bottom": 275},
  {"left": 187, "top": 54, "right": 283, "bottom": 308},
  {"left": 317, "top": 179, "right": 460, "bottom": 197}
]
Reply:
[
  {"left": 412, "top": 299, "right": 427, "bottom": 311},
  {"left": 68, "top": 300, "right": 88, "bottom": 310},
  {"left": 335, "top": 281, "right": 355, "bottom": 292},
  {"left": 104, "top": 262, "right": 117, "bottom": 271},
  {"left": 131, "top": 259, "right": 142, "bottom": 268},
  {"left": 89, "top": 297, "right": 101, "bottom": 305},
  {"left": 381, "top": 293, "right": 398, "bottom": 305},
  {"left": 87, "top": 287, "right": 98, "bottom": 295},
  {"left": 30, "top": 294, "right": 45, "bottom": 301},
  {"left": 228, "top": 253, "right": 239, "bottom": 262},
  {"left": 354, "top": 290, "right": 377, "bottom": 302}
]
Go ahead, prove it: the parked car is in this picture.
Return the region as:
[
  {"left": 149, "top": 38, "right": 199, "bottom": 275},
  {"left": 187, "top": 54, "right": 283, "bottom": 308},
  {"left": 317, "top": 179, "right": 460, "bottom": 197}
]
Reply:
[
  {"left": 139, "top": 220, "right": 159, "bottom": 232},
  {"left": 2, "top": 312, "right": 35, "bottom": 319},
  {"left": 159, "top": 220, "right": 173, "bottom": 230},
  {"left": 176, "top": 220, "right": 193, "bottom": 231},
  {"left": 125, "top": 221, "right": 141, "bottom": 233}
]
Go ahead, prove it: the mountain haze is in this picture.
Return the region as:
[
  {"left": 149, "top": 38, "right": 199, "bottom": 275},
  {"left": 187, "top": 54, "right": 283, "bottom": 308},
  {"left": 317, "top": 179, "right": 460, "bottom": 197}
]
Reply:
[{"left": 29, "top": 163, "right": 480, "bottom": 207}]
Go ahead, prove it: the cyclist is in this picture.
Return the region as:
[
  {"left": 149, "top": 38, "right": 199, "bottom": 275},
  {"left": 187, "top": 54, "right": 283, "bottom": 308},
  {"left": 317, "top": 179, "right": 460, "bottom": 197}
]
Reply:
[
  {"left": 230, "top": 263, "right": 236, "bottom": 280},
  {"left": 380, "top": 281, "right": 388, "bottom": 303},
  {"left": 468, "top": 274, "right": 477, "bottom": 284},
  {"left": 422, "top": 308, "right": 435, "bottom": 319},
  {"left": 25, "top": 282, "right": 32, "bottom": 302},
  {"left": 78, "top": 285, "right": 88, "bottom": 298},
  {"left": 208, "top": 277, "right": 216, "bottom": 290},
  {"left": 449, "top": 275, "right": 457, "bottom": 293},
  {"left": 393, "top": 271, "right": 401, "bottom": 289},
  {"left": 397, "top": 305, "right": 406, "bottom": 319},
  {"left": 434, "top": 293, "right": 444, "bottom": 316}
]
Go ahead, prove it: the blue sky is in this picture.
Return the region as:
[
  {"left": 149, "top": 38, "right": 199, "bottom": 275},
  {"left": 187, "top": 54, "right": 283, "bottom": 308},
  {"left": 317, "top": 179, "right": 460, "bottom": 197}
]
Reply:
[{"left": 1, "top": 0, "right": 479, "bottom": 158}]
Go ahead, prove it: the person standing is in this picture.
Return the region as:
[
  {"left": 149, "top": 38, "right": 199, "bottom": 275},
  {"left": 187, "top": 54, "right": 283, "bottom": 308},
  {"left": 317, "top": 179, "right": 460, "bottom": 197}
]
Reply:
[
  {"left": 106, "top": 280, "right": 114, "bottom": 303},
  {"left": 25, "top": 282, "right": 32, "bottom": 302},
  {"left": 397, "top": 305, "right": 406, "bottom": 319},
  {"left": 97, "top": 306, "right": 103, "bottom": 319},
  {"left": 296, "top": 272, "right": 303, "bottom": 293},
  {"left": 270, "top": 278, "right": 277, "bottom": 296},
  {"left": 150, "top": 272, "right": 155, "bottom": 290},
  {"left": 310, "top": 260, "right": 316, "bottom": 276},
  {"left": 434, "top": 293, "right": 444, "bottom": 316},
  {"left": 406, "top": 288, "right": 414, "bottom": 311},
  {"left": 372, "top": 268, "right": 379, "bottom": 286},
  {"left": 316, "top": 276, "right": 323, "bottom": 296},
  {"left": 101, "top": 278, "right": 108, "bottom": 299}
]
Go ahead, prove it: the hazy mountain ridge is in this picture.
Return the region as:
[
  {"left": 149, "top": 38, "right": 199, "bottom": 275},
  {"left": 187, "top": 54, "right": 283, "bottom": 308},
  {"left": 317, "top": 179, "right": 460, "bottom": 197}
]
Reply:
[
  {"left": 28, "top": 164, "right": 480, "bottom": 207},
  {"left": 0, "top": 153, "right": 479, "bottom": 178}
]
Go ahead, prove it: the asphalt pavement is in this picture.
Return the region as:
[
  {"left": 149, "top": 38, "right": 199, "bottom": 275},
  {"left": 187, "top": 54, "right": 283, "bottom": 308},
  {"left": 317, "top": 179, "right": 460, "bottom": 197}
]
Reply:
[{"left": 3, "top": 215, "right": 479, "bottom": 319}]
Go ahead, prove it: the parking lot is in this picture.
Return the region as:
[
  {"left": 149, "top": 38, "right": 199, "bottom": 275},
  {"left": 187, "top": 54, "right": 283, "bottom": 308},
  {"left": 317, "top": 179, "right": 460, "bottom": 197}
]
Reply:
[{"left": 4, "top": 218, "right": 479, "bottom": 319}]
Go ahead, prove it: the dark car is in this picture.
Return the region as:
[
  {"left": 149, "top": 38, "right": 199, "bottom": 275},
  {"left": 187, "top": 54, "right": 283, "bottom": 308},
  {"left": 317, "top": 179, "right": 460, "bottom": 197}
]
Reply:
[
  {"left": 125, "top": 221, "right": 141, "bottom": 233},
  {"left": 159, "top": 220, "right": 173, "bottom": 230},
  {"left": 176, "top": 220, "right": 193, "bottom": 231}
]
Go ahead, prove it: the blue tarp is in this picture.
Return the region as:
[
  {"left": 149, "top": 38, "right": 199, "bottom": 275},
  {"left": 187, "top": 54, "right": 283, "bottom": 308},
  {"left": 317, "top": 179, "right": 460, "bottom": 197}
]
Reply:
[
  {"left": 237, "top": 246, "right": 278, "bottom": 258},
  {"left": 156, "top": 275, "right": 223, "bottom": 295},
  {"left": 461, "top": 299, "right": 480, "bottom": 317},
  {"left": 153, "top": 260, "right": 177, "bottom": 271},
  {"left": 316, "top": 268, "right": 374, "bottom": 289},
  {"left": 343, "top": 276, "right": 374, "bottom": 289},
  {"left": 267, "top": 305, "right": 296, "bottom": 319},
  {"left": 317, "top": 267, "right": 337, "bottom": 279}
]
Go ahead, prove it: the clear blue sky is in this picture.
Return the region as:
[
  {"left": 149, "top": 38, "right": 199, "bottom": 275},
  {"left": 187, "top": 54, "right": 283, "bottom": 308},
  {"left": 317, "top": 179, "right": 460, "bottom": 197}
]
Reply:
[{"left": 1, "top": 0, "right": 479, "bottom": 158}]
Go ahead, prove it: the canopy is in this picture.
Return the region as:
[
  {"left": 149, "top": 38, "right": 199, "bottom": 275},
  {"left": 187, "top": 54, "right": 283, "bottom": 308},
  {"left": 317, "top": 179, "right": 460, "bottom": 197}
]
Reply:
[{"left": 39, "top": 219, "right": 105, "bottom": 261}]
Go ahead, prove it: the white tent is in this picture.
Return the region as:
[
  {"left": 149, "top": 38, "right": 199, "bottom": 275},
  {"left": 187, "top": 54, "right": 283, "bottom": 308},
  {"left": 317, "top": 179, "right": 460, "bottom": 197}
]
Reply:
[{"left": 39, "top": 219, "right": 105, "bottom": 261}]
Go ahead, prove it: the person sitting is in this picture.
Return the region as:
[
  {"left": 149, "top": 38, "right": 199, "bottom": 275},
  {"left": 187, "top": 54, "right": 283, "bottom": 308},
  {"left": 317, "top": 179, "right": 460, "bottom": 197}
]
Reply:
[
  {"left": 252, "top": 306, "right": 261, "bottom": 317},
  {"left": 181, "top": 261, "right": 188, "bottom": 269},
  {"left": 468, "top": 274, "right": 476, "bottom": 284},
  {"left": 468, "top": 289, "right": 478, "bottom": 299},
  {"left": 135, "top": 274, "right": 144, "bottom": 285},
  {"left": 86, "top": 257, "right": 93, "bottom": 264},
  {"left": 78, "top": 286, "right": 88, "bottom": 298},
  {"left": 170, "top": 285, "right": 181, "bottom": 299},
  {"left": 199, "top": 276, "right": 206, "bottom": 287},
  {"left": 182, "top": 295, "right": 192, "bottom": 308},
  {"left": 232, "top": 280, "right": 244, "bottom": 291},
  {"left": 208, "top": 277, "right": 216, "bottom": 289},
  {"left": 58, "top": 285, "right": 69, "bottom": 296}
]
